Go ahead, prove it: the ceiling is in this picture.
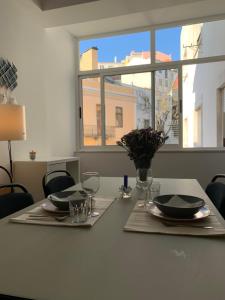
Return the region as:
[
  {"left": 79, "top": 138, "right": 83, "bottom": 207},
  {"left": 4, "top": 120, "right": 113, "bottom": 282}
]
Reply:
[
  {"left": 38, "top": 0, "right": 99, "bottom": 10},
  {"left": 31, "top": 0, "right": 225, "bottom": 38}
]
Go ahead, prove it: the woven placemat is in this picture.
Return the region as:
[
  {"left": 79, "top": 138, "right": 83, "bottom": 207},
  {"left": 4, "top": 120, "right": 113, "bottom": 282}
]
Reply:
[
  {"left": 10, "top": 197, "right": 114, "bottom": 227},
  {"left": 124, "top": 201, "right": 225, "bottom": 236}
]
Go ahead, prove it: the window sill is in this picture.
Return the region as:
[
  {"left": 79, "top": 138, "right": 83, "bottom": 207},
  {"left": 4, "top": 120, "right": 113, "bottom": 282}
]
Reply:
[{"left": 76, "top": 147, "right": 225, "bottom": 154}]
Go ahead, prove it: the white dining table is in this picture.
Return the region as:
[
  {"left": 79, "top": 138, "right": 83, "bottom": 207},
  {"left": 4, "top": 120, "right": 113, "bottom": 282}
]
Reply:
[{"left": 0, "top": 177, "right": 225, "bottom": 300}]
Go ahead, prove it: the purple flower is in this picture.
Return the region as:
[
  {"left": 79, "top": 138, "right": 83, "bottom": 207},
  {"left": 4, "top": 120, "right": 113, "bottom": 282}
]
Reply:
[{"left": 117, "top": 127, "right": 168, "bottom": 166}]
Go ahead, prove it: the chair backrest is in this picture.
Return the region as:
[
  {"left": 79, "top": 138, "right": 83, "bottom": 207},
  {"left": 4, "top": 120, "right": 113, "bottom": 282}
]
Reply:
[
  {"left": 42, "top": 170, "right": 75, "bottom": 197},
  {"left": 206, "top": 180, "right": 225, "bottom": 219},
  {"left": 0, "top": 184, "right": 34, "bottom": 219},
  {"left": 0, "top": 166, "right": 12, "bottom": 183}
]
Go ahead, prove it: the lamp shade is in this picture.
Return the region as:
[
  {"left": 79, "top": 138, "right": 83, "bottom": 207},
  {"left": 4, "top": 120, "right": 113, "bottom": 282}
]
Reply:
[{"left": 0, "top": 104, "right": 26, "bottom": 141}]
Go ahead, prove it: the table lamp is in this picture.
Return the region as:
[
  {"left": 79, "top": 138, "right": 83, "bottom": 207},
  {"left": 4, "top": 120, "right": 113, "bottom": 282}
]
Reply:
[{"left": 0, "top": 104, "right": 26, "bottom": 179}]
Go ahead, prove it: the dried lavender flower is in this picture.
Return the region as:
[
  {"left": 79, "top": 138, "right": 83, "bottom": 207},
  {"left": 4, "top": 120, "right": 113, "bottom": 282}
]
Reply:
[{"left": 117, "top": 127, "right": 168, "bottom": 168}]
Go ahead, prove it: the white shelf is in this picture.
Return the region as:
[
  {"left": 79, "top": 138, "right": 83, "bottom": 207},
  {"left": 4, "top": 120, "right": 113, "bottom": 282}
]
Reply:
[{"left": 15, "top": 156, "right": 80, "bottom": 163}]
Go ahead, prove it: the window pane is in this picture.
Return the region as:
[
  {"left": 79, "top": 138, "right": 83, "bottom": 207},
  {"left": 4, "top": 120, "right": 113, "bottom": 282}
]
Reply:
[
  {"left": 104, "top": 73, "right": 152, "bottom": 145},
  {"left": 80, "top": 31, "right": 150, "bottom": 71},
  {"left": 81, "top": 77, "right": 102, "bottom": 146},
  {"left": 155, "top": 69, "right": 179, "bottom": 144},
  {"left": 181, "top": 20, "right": 225, "bottom": 59},
  {"left": 182, "top": 62, "right": 225, "bottom": 148},
  {"left": 156, "top": 20, "right": 225, "bottom": 62},
  {"left": 156, "top": 27, "right": 181, "bottom": 62}
]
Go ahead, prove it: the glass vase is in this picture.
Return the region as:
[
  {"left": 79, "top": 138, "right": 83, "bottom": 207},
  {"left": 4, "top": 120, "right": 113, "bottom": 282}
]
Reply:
[{"left": 136, "top": 168, "right": 153, "bottom": 205}]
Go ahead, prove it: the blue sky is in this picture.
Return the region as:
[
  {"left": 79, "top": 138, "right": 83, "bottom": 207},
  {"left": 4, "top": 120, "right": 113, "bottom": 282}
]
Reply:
[
  {"left": 80, "top": 27, "right": 182, "bottom": 62},
  {"left": 156, "top": 27, "right": 181, "bottom": 61}
]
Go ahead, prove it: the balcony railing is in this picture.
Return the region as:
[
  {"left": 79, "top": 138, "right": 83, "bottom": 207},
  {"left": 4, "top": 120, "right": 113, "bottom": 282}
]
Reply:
[
  {"left": 84, "top": 125, "right": 116, "bottom": 138},
  {"left": 106, "top": 126, "right": 116, "bottom": 138}
]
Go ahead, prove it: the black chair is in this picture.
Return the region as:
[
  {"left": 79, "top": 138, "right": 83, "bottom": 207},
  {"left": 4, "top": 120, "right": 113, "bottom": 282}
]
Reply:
[
  {"left": 205, "top": 174, "right": 225, "bottom": 219},
  {"left": 0, "top": 183, "right": 34, "bottom": 219},
  {"left": 0, "top": 166, "right": 12, "bottom": 182},
  {"left": 42, "top": 170, "right": 75, "bottom": 198},
  {"left": 0, "top": 165, "right": 13, "bottom": 192}
]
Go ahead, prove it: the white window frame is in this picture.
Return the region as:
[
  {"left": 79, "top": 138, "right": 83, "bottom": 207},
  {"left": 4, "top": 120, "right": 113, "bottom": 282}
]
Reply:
[{"left": 76, "top": 15, "right": 225, "bottom": 152}]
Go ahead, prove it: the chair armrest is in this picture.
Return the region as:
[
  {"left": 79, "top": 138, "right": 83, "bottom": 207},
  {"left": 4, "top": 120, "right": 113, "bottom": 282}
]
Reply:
[{"left": 211, "top": 174, "right": 225, "bottom": 182}]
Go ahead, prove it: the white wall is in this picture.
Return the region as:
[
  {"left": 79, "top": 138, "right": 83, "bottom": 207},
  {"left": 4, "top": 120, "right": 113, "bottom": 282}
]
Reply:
[
  {"left": 77, "top": 151, "right": 225, "bottom": 189},
  {"left": 45, "top": 28, "right": 76, "bottom": 157},
  {"left": 0, "top": 0, "right": 47, "bottom": 176},
  {"left": 0, "top": 0, "right": 77, "bottom": 183}
]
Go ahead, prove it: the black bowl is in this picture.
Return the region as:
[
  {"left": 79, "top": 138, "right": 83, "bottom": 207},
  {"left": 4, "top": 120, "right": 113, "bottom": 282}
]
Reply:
[
  {"left": 153, "top": 194, "right": 205, "bottom": 218},
  {"left": 48, "top": 190, "right": 88, "bottom": 210}
]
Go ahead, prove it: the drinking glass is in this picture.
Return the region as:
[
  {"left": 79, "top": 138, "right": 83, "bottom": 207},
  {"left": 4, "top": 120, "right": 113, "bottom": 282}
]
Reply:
[
  {"left": 150, "top": 181, "right": 160, "bottom": 201},
  {"left": 69, "top": 199, "right": 89, "bottom": 223},
  {"left": 81, "top": 172, "right": 100, "bottom": 217},
  {"left": 143, "top": 181, "right": 161, "bottom": 211}
]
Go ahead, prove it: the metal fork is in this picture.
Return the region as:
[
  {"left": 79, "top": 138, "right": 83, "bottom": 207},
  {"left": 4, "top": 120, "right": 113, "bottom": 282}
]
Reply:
[
  {"left": 27, "top": 214, "right": 68, "bottom": 222},
  {"left": 162, "top": 221, "right": 213, "bottom": 229}
]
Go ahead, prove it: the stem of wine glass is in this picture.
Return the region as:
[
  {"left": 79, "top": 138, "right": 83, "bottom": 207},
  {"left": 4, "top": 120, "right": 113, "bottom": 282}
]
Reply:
[{"left": 89, "top": 194, "right": 93, "bottom": 214}]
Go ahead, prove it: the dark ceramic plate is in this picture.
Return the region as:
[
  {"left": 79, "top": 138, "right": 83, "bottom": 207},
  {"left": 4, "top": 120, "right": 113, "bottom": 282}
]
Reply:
[
  {"left": 48, "top": 190, "right": 88, "bottom": 210},
  {"left": 153, "top": 194, "right": 205, "bottom": 218},
  {"left": 148, "top": 204, "right": 210, "bottom": 221}
]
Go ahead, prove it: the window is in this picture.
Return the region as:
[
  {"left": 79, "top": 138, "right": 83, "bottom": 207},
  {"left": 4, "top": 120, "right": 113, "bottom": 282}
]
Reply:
[
  {"left": 144, "top": 119, "right": 150, "bottom": 128},
  {"left": 79, "top": 18, "right": 225, "bottom": 149},
  {"left": 115, "top": 107, "right": 123, "bottom": 128}
]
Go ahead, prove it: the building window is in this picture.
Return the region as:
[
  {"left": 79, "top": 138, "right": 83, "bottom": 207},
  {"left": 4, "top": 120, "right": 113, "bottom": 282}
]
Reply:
[
  {"left": 115, "top": 107, "right": 123, "bottom": 128},
  {"left": 165, "top": 70, "right": 168, "bottom": 78},
  {"left": 79, "top": 18, "right": 225, "bottom": 149},
  {"left": 144, "top": 119, "right": 150, "bottom": 128}
]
